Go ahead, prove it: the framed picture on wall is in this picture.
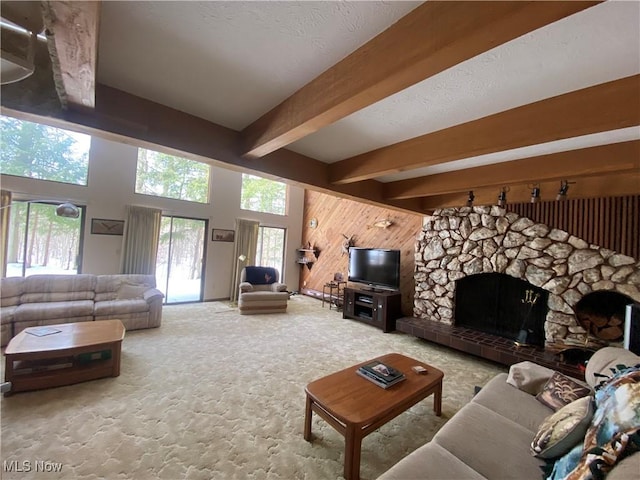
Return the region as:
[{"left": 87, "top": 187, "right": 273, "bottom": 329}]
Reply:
[
  {"left": 212, "top": 228, "right": 235, "bottom": 242},
  {"left": 91, "top": 218, "right": 125, "bottom": 235}
]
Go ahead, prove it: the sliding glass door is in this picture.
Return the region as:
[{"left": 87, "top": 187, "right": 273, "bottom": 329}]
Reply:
[
  {"left": 5, "top": 201, "right": 85, "bottom": 277},
  {"left": 156, "top": 215, "right": 207, "bottom": 303}
]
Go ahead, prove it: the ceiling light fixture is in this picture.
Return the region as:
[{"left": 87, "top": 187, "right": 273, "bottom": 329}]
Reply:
[
  {"left": 466, "top": 191, "right": 475, "bottom": 207},
  {"left": 556, "top": 180, "right": 570, "bottom": 201},
  {"left": 497, "top": 187, "right": 509, "bottom": 208},
  {"left": 530, "top": 185, "right": 540, "bottom": 204},
  {"left": 0, "top": 201, "right": 80, "bottom": 218}
]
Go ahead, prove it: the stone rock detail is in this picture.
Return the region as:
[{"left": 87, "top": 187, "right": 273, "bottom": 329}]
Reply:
[{"left": 414, "top": 207, "right": 640, "bottom": 347}]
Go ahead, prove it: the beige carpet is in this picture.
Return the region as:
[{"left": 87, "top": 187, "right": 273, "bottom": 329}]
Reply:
[{"left": 1, "top": 295, "right": 505, "bottom": 480}]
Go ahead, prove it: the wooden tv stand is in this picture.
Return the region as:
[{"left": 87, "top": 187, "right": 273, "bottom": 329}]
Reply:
[{"left": 343, "top": 287, "right": 402, "bottom": 332}]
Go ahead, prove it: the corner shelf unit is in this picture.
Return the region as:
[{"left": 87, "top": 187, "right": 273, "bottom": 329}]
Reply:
[
  {"left": 343, "top": 287, "right": 402, "bottom": 333},
  {"left": 296, "top": 248, "right": 318, "bottom": 270}
]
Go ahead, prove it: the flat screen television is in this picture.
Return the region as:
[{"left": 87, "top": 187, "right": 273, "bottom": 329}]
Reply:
[{"left": 348, "top": 247, "right": 401, "bottom": 291}]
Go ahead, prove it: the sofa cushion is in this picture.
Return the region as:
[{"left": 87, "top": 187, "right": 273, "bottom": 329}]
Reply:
[
  {"left": 531, "top": 396, "right": 594, "bottom": 459},
  {"left": 536, "top": 371, "right": 592, "bottom": 411},
  {"left": 95, "top": 274, "right": 156, "bottom": 301},
  {"left": 116, "top": 283, "right": 148, "bottom": 300},
  {"left": 472, "top": 373, "right": 553, "bottom": 433},
  {"left": 1, "top": 277, "right": 24, "bottom": 307},
  {"left": 377, "top": 442, "right": 486, "bottom": 480},
  {"left": 433, "top": 402, "right": 545, "bottom": 479},
  {"left": 0, "top": 306, "right": 18, "bottom": 325},
  {"left": 14, "top": 300, "right": 94, "bottom": 322},
  {"left": 23, "top": 274, "right": 96, "bottom": 294},
  {"left": 94, "top": 299, "right": 150, "bottom": 316}
]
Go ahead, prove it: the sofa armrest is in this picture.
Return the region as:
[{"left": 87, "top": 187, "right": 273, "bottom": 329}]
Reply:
[
  {"left": 143, "top": 288, "right": 165, "bottom": 303},
  {"left": 239, "top": 282, "right": 253, "bottom": 293},
  {"left": 271, "top": 282, "right": 287, "bottom": 293}
]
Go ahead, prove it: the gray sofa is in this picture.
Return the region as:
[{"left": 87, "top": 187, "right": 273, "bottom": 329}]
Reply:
[
  {"left": 378, "top": 347, "right": 640, "bottom": 480},
  {"left": 1, "top": 274, "right": 164, "bottom": 346}
]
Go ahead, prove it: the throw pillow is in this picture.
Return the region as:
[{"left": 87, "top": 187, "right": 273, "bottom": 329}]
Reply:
[
  {"left": 536, "top": 372, "right": 592, "bottom": 411},
  {"left": 545, "top": 365, "right": 640, "bottom": 480},
  {"left": 116, "top": 282, "right": 147, "bottom": 300},
  {"left": 531, "top": 396, "right": 594, "bottom": 459}
]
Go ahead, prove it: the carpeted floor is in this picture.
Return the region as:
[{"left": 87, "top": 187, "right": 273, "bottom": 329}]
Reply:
[{"left": 1, "top": 295, "right": 505, "bottom": 480}]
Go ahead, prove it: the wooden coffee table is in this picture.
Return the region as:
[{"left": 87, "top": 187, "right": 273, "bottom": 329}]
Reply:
[
  {"left": 4, "top": 320, "right": 125, "bottom": 396},
  {"left": 304, "top": 353, "right": 444, "bottom": 480}
]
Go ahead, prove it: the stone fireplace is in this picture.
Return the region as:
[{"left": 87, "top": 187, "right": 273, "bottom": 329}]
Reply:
[{"left": 414, "top": 206, "right": 640, "bottom": 350}]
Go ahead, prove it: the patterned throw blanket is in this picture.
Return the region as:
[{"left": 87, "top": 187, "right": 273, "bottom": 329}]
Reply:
[{"left": 546, "top": 364, "right": 640, "bottom": 479}]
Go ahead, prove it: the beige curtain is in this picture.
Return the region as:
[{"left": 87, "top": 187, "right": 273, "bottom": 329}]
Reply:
[
  {"left": 229, "top": 218, "right": 259, "bottom": 303},
  {"left": 120, "top": 205, "right": 162, "bottom": 275},
  {"left": 0, "top": 190, "right": 12, "bottom": 277}
]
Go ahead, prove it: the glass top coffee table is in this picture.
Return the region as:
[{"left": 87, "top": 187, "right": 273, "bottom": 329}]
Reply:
[{"left": 304, "top": 353, "right": 444, "bottom": 480}]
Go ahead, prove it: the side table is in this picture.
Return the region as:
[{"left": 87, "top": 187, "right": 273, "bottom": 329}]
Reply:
[{"left": 322, "top": 281, "right": 346, "bottom": 311}]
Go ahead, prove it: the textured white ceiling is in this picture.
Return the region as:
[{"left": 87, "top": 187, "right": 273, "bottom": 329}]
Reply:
[
  {"left": 97, "top": 1, "right": 640, "bottom": 182},
  {"left": 98, "top": 1, "right": 421, "bottom": 130}
]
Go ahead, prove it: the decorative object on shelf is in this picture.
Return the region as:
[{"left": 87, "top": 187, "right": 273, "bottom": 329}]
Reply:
[
  {"left": 309, "top": 217, "right": 318, "bottom": 229},
  {"left": 91, "top": 218, "right": 125, "bottom": 235},
  {"left": 212, "top": 228, "right": 235, "bottom": 242},
  {"left": 341, "top": 234, "right": 355, "bottom": 256},
  {"left": 296, "top": 245, "right": 318, "bottom": 270},
  {"left": 369, "top": 218, "right": 394, "bottom": 229}
]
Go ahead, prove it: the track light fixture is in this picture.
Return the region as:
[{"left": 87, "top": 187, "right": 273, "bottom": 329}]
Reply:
[
  {"left": 530, "top": 185, "right": 540, "bottom": 204},
  {"left": 556, "top": 180, "right": 570, "bottom": 201},
  {"left": 497, "top": 187, "right": 509, "bottom": 207},
  {"left": 466, "top": 191, "right": 474, "bottom": 207}
]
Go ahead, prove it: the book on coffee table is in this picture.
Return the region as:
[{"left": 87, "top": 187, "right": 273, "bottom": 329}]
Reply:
[{"left": 357, "top": 360, "right": 405, "bottom": 389}]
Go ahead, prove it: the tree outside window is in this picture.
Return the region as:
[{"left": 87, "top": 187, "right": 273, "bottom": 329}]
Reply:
[
  {"left": 241, "top": 174, "right": 287, "bottom": 215},
  {"left": 0, "top": 115, "right": 90, "bottom": 185},
  {"left": 136, "top": 148, "right": 210, "bottom": 203}
]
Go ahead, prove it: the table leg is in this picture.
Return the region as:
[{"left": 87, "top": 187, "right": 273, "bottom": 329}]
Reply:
[
  {"left": 4, "top": 355, "right": 14, "bottom": 397},
  {"left": 111, "top": 342, "right": 122, "bottom": 377},
  {"left": 434, "top": 380, "right": 442, "bottom": 416},
  {"left": 304, "top": 395, "right": 313, "bottom": 441},
  {"left": 344, "top": 423, "right": 362, "bottom": 480}
]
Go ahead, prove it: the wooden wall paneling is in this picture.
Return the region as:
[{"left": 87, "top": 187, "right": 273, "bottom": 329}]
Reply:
[
  {"left": 300, "top": 190, "right": 422, "bottom": 315},
  {"left": 507, "top": 195, "right": 640, "bottom": 259}
]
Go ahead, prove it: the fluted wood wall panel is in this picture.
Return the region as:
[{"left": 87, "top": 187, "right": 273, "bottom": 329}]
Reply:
[
  {"left": 507, "top": 195, "right": 640, "bottom": 259},
  {"left": 300, "top": 190, "right": 422, "bottom": 315}
]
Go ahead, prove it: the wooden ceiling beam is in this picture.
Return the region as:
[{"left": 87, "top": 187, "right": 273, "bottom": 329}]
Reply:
[
  {"left": 41, "top": 1, "right": 100, "bottom": 111},
  {"left": 386, "top": 141, "right": 640, "bottom": 200},
  {"left": 421, "top": 172, "right": 640, "bottom": 210},
  {"left": 331, "top": 75, "right": 640, "bottom": 185},
  {"left": 1, "top": 84, "right": 425, "bottom": 215},
  {"left": 240, "top": 1, "right": 599, "bottom": 159}
]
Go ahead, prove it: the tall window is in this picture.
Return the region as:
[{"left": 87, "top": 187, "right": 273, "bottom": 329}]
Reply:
[
  {"left": 0, "top": 115, "right": 90, "bottom": 185},
  {"left": 6, "top": 202, "right": 84, "bottom": 277},
  {"left": 136, "top": 148, "right": 210, "bottom": 203},
  {"left": 256, "top": 226, "right": 286, "bottom": 280},
  {"left": 241, "top": 174, "right": 287, "bottom": 215}
]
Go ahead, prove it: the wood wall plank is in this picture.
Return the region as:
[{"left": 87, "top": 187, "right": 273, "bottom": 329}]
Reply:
[{"left": 507, "top": 195, "right": 640, "bottom": 259}]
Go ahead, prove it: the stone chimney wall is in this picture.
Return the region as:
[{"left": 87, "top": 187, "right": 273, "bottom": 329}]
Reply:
[{"left": 415, "top": 206, "right": 640, "bottom": 347}]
